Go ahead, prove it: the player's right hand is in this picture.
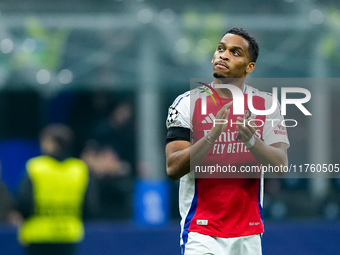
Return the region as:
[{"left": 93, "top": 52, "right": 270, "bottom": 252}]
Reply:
[{"left": 210, "top": 101, "right": 233, "bottom": 138}]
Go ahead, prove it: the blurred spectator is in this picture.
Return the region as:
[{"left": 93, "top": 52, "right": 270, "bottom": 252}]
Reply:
[
  {"left": 81, "top": 141, "right": 133, "bottom": 221},
  {"left": 16, "top": 124, "right": 97, "bottom": 255},
  {"left": 0, "top": 180, "right": 13, "bottom": 222},
  {"left": 91, "top": 101, "right": 136, "bottom": 175},
  {"left": 0, "top": 161, "right": 21, "bottom": 225},
  {"left": 68, "top": 91, "right": 111, "bottom": 156}
]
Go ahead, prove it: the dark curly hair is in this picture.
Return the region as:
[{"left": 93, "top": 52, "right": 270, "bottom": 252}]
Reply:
[{"left": 224, "top": 28, "right": 259, "bottom": 63}]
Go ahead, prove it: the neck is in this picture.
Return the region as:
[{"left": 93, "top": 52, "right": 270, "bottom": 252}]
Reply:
[{"left": 213, "top": 77, "right": 245, "bottom": 98}]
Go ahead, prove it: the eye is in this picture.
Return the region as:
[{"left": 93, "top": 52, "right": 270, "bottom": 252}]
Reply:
[
  {"left": 232, "top": 50, "right": 240, "bottom": 56},
  {"left": 217, "top": 46, "right": 224, "bottom": 52}
]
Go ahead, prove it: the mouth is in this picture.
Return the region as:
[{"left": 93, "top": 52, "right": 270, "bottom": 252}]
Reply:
[{"left": 215, "top": 62, "right": 229, "bottom": 69}]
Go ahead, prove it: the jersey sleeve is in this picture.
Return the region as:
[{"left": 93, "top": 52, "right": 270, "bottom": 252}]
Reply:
[
  {"left": 262, "top": 97, "right": 290, "bottom": 147},
  {"left": 166, "top": 91, "right": 192, "bottom": 131}
]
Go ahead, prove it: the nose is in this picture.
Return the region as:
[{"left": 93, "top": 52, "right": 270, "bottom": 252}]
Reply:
[{"left": 220, "top": 50, "right": 230, "bottom": 61}]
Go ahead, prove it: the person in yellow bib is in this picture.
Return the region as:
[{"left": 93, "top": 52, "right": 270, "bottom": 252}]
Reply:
[{"left": 16, "top": 124, "right": 96, "bottom": 255}]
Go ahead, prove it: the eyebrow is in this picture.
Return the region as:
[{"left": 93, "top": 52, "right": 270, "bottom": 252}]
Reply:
[{"left": 218, "top": 42, "right": 245, "bottom": 52}]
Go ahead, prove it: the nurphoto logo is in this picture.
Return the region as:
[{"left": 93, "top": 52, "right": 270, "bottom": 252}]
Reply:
[{"left": 199, "top": 83, "right": 312, "bottom": 128}]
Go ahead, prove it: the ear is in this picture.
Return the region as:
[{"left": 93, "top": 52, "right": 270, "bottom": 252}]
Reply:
[{"left": 246, "top": 62, "right": 255, "bottom": 74}]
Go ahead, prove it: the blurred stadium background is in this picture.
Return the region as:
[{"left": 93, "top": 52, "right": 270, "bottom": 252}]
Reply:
[{"left": 0, "top": 0, "right": 340, "bottom": 254}]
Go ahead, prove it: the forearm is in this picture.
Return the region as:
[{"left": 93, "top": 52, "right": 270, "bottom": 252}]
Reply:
[
  {"left": 166, "top": 135, "right": 215, "bottom": 180},
  {"left": 249, "top": 138, "right": 288, "bottom": 175}
]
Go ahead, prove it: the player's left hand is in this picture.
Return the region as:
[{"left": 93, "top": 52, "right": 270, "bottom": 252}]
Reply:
[{"left": 236, "top": 117, "right": 256, "bottom": 143}]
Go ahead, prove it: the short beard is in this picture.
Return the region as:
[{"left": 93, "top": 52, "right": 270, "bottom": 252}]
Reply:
[
  {"left": 213, "top": 74, "right": 240, "bottom": 85},
  {"left": 213, "top": 72, "right": 227, "bottom": 79}
]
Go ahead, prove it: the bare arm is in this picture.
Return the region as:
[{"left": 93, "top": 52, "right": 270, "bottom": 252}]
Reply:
[
  {"left": 236, "top": 117, "right": 288, "bottom": 176},
  {"left": 250, "top": 140, "right": 288, "bottom": 176},
  {"left": 166, "top": 138, "right": 215, "bottom": 181},
  {"left": 165, "top": 101, "right": 233, "bottom": 180}
]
